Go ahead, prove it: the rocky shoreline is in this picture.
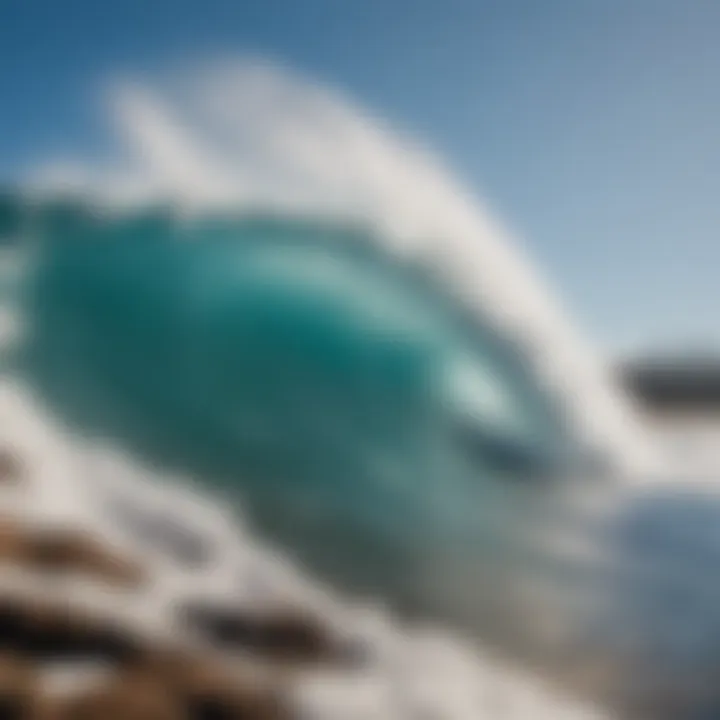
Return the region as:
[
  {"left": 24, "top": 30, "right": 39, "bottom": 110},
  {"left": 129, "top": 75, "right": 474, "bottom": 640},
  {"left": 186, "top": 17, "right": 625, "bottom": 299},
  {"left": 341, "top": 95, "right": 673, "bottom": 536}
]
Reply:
[{"left": 0, "top": 381, "right": 607, "bottom": 719}]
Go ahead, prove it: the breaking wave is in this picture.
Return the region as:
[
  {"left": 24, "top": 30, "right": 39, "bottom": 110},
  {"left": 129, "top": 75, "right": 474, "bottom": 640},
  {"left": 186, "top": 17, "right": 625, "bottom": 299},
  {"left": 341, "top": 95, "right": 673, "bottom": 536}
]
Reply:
[{"left": 0, "top": 58, "right": 663, "bottom": 688}]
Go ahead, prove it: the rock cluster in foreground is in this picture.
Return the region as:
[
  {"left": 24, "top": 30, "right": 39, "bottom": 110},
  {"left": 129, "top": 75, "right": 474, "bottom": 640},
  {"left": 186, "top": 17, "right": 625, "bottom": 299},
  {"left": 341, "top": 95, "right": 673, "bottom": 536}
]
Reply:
[{"left": 0, "top": 381, "right": 609, "bottom": 719}]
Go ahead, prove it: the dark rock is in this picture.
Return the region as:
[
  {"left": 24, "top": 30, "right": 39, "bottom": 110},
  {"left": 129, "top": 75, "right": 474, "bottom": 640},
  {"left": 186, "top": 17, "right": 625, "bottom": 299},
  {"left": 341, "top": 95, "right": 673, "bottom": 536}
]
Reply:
[
  {"left": 0, "top": 452, "right": 24, "bottom": 486},
  {"left": 54, "top": 673, "right": 182, "bottom": 720},
  {"left": 134, "top": 649, "right": 287, "bottom": 719},
  {"left": 0, "top": 654, "right": 37, "bottom": 719},
  {"left": 0, "top": 521, "right": 146, "bottom": 588},
  {"left": 0, "top": 596, "right": 146, "bottom": 665},
  {"left": 180, "top": 604, "right": 342, "bottom": 664}
]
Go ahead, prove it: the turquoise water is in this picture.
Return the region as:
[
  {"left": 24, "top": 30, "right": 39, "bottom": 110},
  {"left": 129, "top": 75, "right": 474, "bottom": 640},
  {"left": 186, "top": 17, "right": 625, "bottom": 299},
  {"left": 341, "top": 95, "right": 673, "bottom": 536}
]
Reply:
[{"left": 1, "top": 193, "right": 585, "bottom": 603}]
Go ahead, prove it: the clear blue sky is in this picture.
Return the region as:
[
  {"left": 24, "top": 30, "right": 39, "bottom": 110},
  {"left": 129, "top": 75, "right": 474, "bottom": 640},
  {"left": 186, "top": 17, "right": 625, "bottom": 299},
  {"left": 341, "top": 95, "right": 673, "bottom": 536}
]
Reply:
[{"left": 2, "top": 0, "right": 720, "bottom": 353}]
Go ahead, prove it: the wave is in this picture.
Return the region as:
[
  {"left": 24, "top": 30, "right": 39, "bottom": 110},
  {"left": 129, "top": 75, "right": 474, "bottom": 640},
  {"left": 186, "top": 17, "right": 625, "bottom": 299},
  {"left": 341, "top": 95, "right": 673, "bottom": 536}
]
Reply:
[
  {"left": 0, "top": 58, "right": 685, "bottom": 712},
  {"left": 1, "top": 198, "right": 579, "bottom": 600},
  {"left": 18, "top": 58, "right": 654, "bottom": 473}
]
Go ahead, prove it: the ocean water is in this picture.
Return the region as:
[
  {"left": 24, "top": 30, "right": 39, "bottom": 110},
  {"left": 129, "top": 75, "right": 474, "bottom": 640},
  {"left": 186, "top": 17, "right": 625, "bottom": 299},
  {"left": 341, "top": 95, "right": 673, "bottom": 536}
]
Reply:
[
  {"left": 0, "top": 194, "right": 592, "bottom": 623},
  {"left": 0, "top": 196, "right": 626, "bottom": 715},
  {"left": 6, "top": 58, "right": 720, "bottom": 717},
  {"left": 0, "top": 59, "right": 648, "bottom": 612}
]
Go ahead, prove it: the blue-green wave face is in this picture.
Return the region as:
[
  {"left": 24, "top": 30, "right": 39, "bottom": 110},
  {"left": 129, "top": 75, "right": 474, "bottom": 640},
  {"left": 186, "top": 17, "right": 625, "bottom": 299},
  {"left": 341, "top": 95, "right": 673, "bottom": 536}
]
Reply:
[{"left": 4, "top": 198, "right": 585, "bottom": 605}]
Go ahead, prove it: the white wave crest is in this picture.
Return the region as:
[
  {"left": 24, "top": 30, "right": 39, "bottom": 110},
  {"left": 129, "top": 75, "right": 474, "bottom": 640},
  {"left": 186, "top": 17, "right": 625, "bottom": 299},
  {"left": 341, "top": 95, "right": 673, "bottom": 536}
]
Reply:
[{"left": 26, "top": 56, "right": 657, "bottom": 475}]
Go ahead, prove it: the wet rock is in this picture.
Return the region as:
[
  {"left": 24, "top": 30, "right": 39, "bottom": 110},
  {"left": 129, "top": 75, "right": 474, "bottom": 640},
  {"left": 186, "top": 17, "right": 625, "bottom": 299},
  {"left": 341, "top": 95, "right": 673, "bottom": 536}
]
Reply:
[
  {"left": 0, "top": 596, "right": 146, "bottom": 665},
  {"left": 132, "top": 649, "right": 287, "bottom": 719},
  {"left": 173, "top": 660, "right": 286, "bottom": 719},
  {"left": 0, "top": 596, "right": 289, "bottom": 718},
  {"left": 0, "top": 653, "right": 38, "bottom": 719},
  {"left": 52, "top": 673, "right": 182, "bottom": 720},
  {"left": 0, "top": 451, "right": 24, "bottom": 486},
  {"left": 0, "top": 521, "right": 146, "bottom": 588},
  {"left": 179, "top": 604, "right": 347, "bottom": 664}
]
